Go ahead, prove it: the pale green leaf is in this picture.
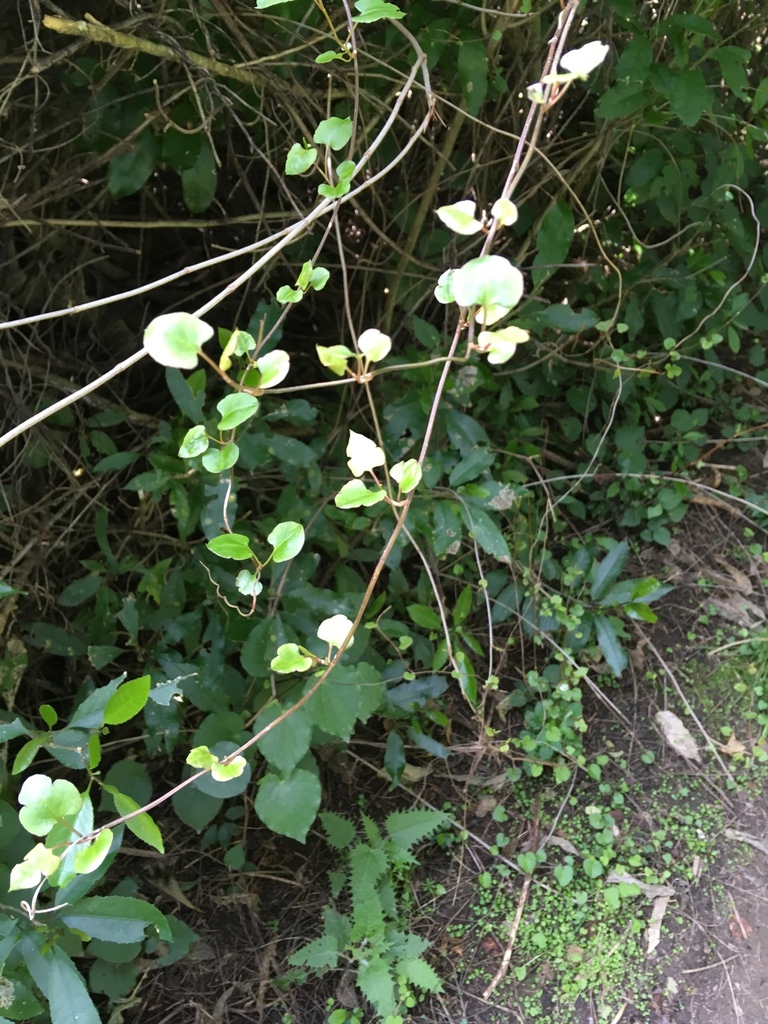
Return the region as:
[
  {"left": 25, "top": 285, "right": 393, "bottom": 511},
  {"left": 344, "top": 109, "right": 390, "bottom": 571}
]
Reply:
[
  {"left": 143, "top": 313, "right": 213, "bottom": 369},
  {"left": 216, "top": 393, "right": 260, "bottom": 430}
]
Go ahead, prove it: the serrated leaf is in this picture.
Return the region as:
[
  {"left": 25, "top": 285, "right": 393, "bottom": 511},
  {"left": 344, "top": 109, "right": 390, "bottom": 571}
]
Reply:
[
  {"left": 357, "top": 955, "right": 395, "bottom": 1016},
  {"left": 397, "top": 956, "right": 443, "bottom": 993},
  {"left": 104, "top": 676, "right": 150, "bottom": 726},
  {"left": 321, "top": 811, "right": 357, "bottom": 849},
  {"left": 385, "top": 809, "right": 448, "bottom": 850},
  {"left": 288, "top": 933, "right": 340, "bottom": 970}
]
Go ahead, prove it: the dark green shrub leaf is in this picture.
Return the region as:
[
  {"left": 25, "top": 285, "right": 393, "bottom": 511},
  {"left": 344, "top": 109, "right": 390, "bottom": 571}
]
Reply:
[{"left": 254, "top": 769, "right": 321, "bottom": 842}]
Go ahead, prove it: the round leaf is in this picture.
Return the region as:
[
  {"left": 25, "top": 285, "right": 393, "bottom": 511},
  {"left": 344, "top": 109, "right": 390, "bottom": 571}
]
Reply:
[
  {"left": 491, "top": 198, "right": 518, "bottom": 226},
  {"left": 236, "top": 570, "right": 263, "bottom": 598},
  {"left": 317, "top": 614, "right": 355, "bottom": 651},
  {"left": 317, "top": 344, "right": 354, "bottom": 376},
  {"left": 254, "top": 769, "right": 321, "bottom": 842},
  {"left": 18, "top": 775, "right": 82, "bottom": 836},
  {"left": 217, "top": 393, "right": 260, "bottom": 430},
  {"left": 390, "top": 459, "right": 422, "bottom": 493},
  {"left": 256, "top": 350, "right": 290, "bottom": 389},
  {"left": 451, "top": 255, "right": 524, "bottom": 319},
  {"left": 267, "top": 521, "right": 305, "bottom": 563},
  {"left": 202, "top": 440, "right": 239, "bottom": 473},
  {"left": 358, "top": 328, "right": 391, "bottom": 362},
  {"left": 9, "top": 843, "right": 61, "bottom": 891},
  {"left": 179, "top": 425, "right": 209, "bottom": 458},
  {"left": 285, "top": 142, "right": 318, "bottom": 175},
  {"left": 313, "top": 116, "right": 353, "bottom": 151},
  {"left": 143, "top": 313, "right": 213, "bottom": 369},
  {"left": 560, "top": 40, "right": 610, "bottom": 78},
  {"left": 477, "top": 326, "right": 531, "bottom": 365}
]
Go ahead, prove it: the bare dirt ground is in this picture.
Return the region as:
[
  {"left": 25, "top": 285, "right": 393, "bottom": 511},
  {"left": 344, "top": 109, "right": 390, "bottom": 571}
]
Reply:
[{"left": 122, "top": 505, "right": 768, "bottom": 1024}]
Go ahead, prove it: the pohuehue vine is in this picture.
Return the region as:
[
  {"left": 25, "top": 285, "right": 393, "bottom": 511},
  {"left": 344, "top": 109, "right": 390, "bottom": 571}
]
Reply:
[{"left": 0, "top": 0, "right": 766, "bottom": 1021}]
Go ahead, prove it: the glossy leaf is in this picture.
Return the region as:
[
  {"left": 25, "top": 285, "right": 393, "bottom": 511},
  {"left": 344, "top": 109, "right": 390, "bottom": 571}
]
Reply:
[{"left": 390, "top": 459, "right": 422, "bottom": 493}]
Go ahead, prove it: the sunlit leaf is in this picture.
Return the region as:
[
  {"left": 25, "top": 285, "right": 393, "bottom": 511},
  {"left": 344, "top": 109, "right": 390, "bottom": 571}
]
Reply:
[
  {"left": 271, "top": 643, "right": 313, "bottom": 673},
  {"left": 143, "top": 313, "right": 213, "bottom": 370},
  {"left": 358, "top": 328, "right": 391, "bottom": 362},
  {"left": 435, "top": 200, "right": 484, "bottom": 236},
  {"left": 347, "top": 430, "right": 386, "bottom": 477},
  {"left": 335, "top": 479, "right": 387, "bottom": 508},
  {"left": 317, "top": 344, "right": 354, "bottom": 376},
  {"left": 390, "top": 459, "right": 422, "bottom": 492},
  {"left": 317, "top": 614, "right": 355, "bottom": 651}
]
